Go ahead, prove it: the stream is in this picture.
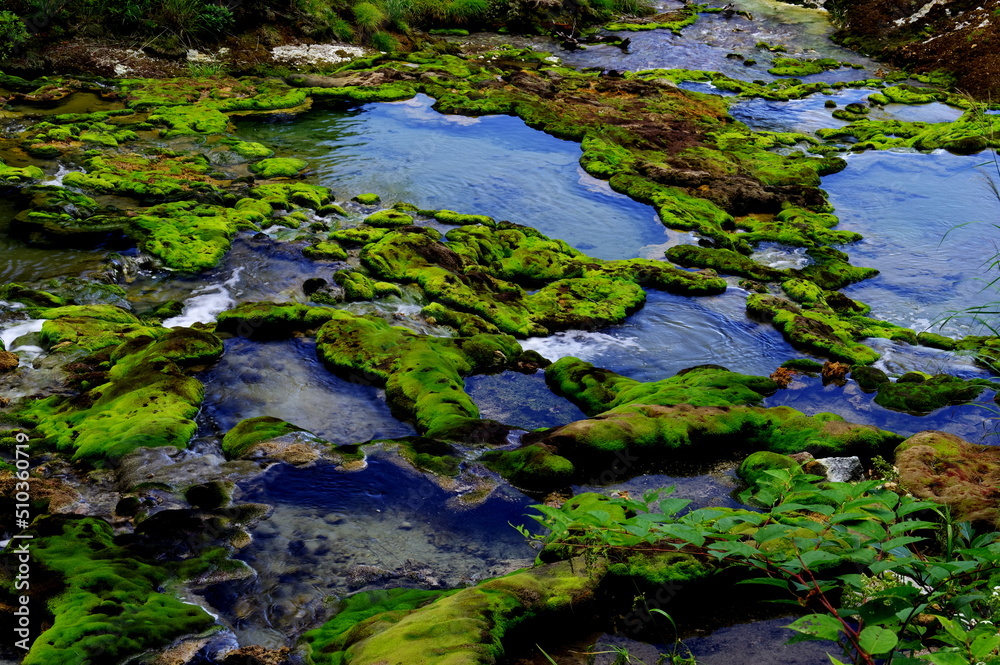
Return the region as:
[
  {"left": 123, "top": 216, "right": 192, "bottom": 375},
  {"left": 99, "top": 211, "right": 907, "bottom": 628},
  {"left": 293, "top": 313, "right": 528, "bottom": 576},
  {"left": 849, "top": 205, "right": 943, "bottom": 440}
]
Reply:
[{"left": 2, "top": 0, "right": 1000, "bottom": 663}]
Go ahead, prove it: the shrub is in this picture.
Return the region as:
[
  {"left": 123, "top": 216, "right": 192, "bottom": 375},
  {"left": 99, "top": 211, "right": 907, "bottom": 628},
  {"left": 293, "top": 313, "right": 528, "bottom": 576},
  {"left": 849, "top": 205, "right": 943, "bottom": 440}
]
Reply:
[
  {"left": 0, "top": 11, "right": 29, "bottom": 58},
  {"left": 352, "top": 1, "right": 386, "bottom": 31},
  {"left": 370, "top": 29, "right": 397, "bottom": 50}
]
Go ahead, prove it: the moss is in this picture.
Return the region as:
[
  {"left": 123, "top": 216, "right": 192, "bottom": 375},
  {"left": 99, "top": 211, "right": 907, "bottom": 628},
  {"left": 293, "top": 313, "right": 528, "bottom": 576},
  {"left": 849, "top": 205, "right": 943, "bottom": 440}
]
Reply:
[
  {"left": 353, "top": 193, "right": 382, "bottom": 205},
  {"left": 61, "top": 153, "right": 222, "bottom": 202},
  {"left": 0, "top": 158, "right": 45, "bottom": 185},
  {"left": 35, "top": 305, "right": 160, "bottom": 353},
  {"left": 873, "top": 374, "right": 995, "bottom": 413},
  {"left": 850, "top": 365, "right": 889, "bottom": 393},
  {"left": 498, "top": 402, "right": 901, "bottom": 487},
  {"left": 126, "top": 201, "right": 261, "bottom": 271},
  {"left": 15, "top": 516, "right": 215, "bottom": 665},
  {"left": 816, "top": 115, "right": 1000, "bottom": 154},
  {"left": 0, "top": 283, "right": 66, "bottom": 308},
  {"left": 481, "top": 444, "right": 576, "bottom": 490},
  {"left": 249, "top": 157, "right": 309, "bottom": 178},
  {"left": 780, "top": 358, "right": 824, "bottom": 372},
  {"left": 21, "top": 328, "right": 222, "bottom": 465},
  {"left": 396, "top": 437, "right": 462, "bottom": 476},
  {"left": 303, "top": 240, "right": 349, "bottom": 261},
  {"left": 434, "top": 209, "right": 496, "bottom": 226},
  {"left": 364, "top": 209, "right": 415, "bottom": 227},
  {"left": 334, "top": 270, "right": 402, "bottom": 301},
  {"left": 215, "top": 301, "right": 339, "bottom": 338},
  {"left": 315, "top": 310, "right": 521, "bottom": 440},
  {"left": 221, "top": 416, "right": 308, "bottom": 458},
  {"left": 738, "top": 450, "right": 801, "bottom": 487},
  {"left": 796, "top": 246, "right": 879, "bottom": 291},
  {"left": 917, "top": 331, "right": 957, "bottom": 350},
  {"left": 768, "top": 57, "right": 842, "bottom": 77},
  {"left": 895, "top": 431, "right": 1000, "bottom": 526},
  {"left": 421, "top": 302, "right": 500, "bottom": 336},
  {"left": 227, "top": 140, "right": 274, "bottom": 160},
  {"left": 666, "top": 245, "right": 787, "bottom": 282},
  {"left": 301, "top": 557, "right": 602, "bottom": 665},
  {"left": 147, "top": 105, "right": 230, "bottom": 137},
  {"left": 545, "top": 357, "right": 778, "bottom": 416},
  {"left": 329, "top": 226, "right": 389, "bottom": 246},
  {"left": 318, "top": 203, "right": 348, "bottom": 217},
  {"left": 185, "top": 481, "right": 232, "bottom": 510},
  {"left": 251, "top": 182, "right": 332, "bottom": 209},
  {"left": 736, "top": 208, "right": 861, "bottom": 248}
]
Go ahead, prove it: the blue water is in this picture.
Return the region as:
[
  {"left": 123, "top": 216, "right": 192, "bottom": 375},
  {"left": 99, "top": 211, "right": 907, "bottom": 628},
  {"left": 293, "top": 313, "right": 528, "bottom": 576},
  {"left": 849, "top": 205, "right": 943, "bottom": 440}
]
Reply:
[
  {"left": 823, "top": 150, "right": 1000, "bottom": 336},
  {"left": 466, "top": 370, "right": 588, "bottom": 430},
  {"left": 235, "top": 94, "right": 671, "bottom": 260}
]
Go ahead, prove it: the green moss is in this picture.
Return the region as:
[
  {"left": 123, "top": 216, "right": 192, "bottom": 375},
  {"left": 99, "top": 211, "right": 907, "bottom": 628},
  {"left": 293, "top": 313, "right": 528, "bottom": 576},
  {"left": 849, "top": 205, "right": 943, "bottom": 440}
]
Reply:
[
  {"left": 22, "top": 328, "right": 222, "bottom": 464},
  {"left": 434, "top": 209, "right": 496, "bottom": 226},
  {"left": 851, "top": 365, "right": 889, "bottom": 393},
  {"left": 666, "top": 245, "right": 786, "bottom": 282},
  {"left": 316, "top": 310, "right": 521, "bottom": 440},
  {"left": 364, "top": 209, "right": 415, "bottom": 227},
  {"left": 249, "top": 157, "right": 309, "bottom": 178},
  {"left": 420, "top": 302, "right": 500, "bottom": 335},
  {"left": 768, "top": 57, "right": 841, "bottom": 77},
  {"left": 221, "top": 416, "right": 308, "bottom": 458},
  {"left": 396, "top": 437, "right": 462, "bottom": 476},
  {"left": 127, "top": 201, "right": 261, "bottom": 271},
  {"left": 61, "top": 153, "right": 221, "bottom": 202},
  {"left": 147, "top": 105, "right": 230, "bottom": 137},
  {"left": 873, "top": 374, "right": 996, "bottom": 413},
  {"left": 333, "top": 270, "right": 401, "bottom": 301},
  {"left": 738, "top": 450, "right": 801, "bottom": 487},
  {"left": 545, "top": 357, "right": 778, "bottom": 416},
  {"left": 227, "top": 140, "right": 274, "bottom": 160},
  {"left": 916, "top": 331, "right": 957, "bottom": 350},
  {"left": 736, "top": 208, "right": 861, "bottom": 248},
  {"left": 250, "top": 182, "right": 332, "bottom": 209},
  {"left": 329, "top": 225, "right": 389, "bottom": 246},
  {"left": 353, "top": 193, "right": 382, "bottom": 205},
  {"left": 303, "top": 240, "right": 349, "bottom": 261},
  {"left": 481, "top": 444, "right": 575, "bottom": 489},
  {"left": 16, "top": 516, "right": 215, "bottom": 665},
  {"left": 0, "top": 158, "right": 44, "bottom": 185},
  {"left": 215, "top": 301, "right": 339, "bottom": 338},
  {"left": 301, "top": 557, "right": 602, "bottom": 665},
  {"left": 780, "top": 358, "right": 824, "bottom": 372}
]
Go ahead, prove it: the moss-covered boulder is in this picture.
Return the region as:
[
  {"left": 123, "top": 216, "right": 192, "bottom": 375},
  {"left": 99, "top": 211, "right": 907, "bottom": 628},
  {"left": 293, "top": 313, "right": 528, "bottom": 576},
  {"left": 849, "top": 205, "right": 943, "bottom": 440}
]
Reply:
[
  {"left": 737, "top": 450, "right": 802, "bottom": 487},
  {"left": 872, "top": 374, "right": 996, "bottom": 413},
  {"left": 11, "top": 516, "right": 216, "bottom": 665},
  {"left": 301, "top": 557, "right": 604, "bottom": 665},
  {"left": 334, "top": 270, "right": 403, "bottom": 301},
  {"left": 315, "top": 310, "right": 521, "bottom": 441},
  {"left": 896, "top": 431, "right": 1000, "bottom": 526},
  {"left": 22, "top": 328, "right": 223, "bottom": 465},
  {"left": 545, "top": 358, "right": 778, "bottom": 416},
  {"left": 221, "top": 416, "right": 310, "bottom": 458},
  {"left": 215, "top": 302, "right": 339, "bottom": 339},
  {"left": 249, "top": 157, "right": 309, "bottom": 178}
]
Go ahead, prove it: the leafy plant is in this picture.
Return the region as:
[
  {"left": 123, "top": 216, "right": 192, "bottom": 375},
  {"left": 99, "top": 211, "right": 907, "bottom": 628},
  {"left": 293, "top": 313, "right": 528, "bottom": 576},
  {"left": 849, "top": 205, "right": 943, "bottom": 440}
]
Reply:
[
  {"left": 522, "top": 469, "right": 1000, "bottom": 665},
  {"left": 0, "top": 11, "right": 30, "bottom": 58}
]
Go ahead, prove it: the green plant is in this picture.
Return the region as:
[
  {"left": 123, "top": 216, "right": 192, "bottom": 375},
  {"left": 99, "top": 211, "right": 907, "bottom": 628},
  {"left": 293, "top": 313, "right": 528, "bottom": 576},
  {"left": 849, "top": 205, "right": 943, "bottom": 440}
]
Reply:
[
  {"left": 522, "top": 469, "right": 1000, "bottom": 665},
  {"left": 0, "top": 11, "right": 29, "bottom": 58},
  {"left": 353, "top": 1, "right": 386, "bottom": 32},
  {"left": 370, "top": 29, "right": 398, "bottom": 50}
]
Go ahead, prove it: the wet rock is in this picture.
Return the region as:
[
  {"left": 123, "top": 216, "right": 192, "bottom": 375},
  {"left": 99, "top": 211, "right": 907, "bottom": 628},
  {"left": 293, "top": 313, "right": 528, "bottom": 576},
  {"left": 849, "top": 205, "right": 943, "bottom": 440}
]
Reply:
[
  {"left": 896, "top": 430, "right": 1000, "bottom": 526},
  {"left": 219, "top": 645, "right": 292, "bottom": 665},
  {"left": 812, "top": 456, "right": 864, "bottom": 482},
  {"left": 0, "top": 350, "right": 19, "bottom": 371}
]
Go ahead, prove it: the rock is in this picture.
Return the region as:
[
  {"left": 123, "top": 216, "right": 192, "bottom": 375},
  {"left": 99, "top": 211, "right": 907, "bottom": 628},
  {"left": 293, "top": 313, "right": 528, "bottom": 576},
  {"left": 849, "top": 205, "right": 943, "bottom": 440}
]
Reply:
[
  {"left": 0, "top": 350, "right": 19, "bottom": 371},
  {"left": 896, "top": 430, "right": 1000, "bottom": 526},
  {"left": 219, "top": 646, "right": 292, "bottom": 665},
  {"left": 812, "top": 456, "right": 864, "bottom": 482}
]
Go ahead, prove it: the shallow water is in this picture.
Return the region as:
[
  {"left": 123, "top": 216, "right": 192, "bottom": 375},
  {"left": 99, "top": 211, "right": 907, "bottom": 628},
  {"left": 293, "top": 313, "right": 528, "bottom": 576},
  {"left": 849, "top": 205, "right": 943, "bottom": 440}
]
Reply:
[
  {"left": 234, "top": 94, "right": 673, "bottom": 260},
  {"left": 823, "top": 150, "right": 1000, "bottom": 336}
]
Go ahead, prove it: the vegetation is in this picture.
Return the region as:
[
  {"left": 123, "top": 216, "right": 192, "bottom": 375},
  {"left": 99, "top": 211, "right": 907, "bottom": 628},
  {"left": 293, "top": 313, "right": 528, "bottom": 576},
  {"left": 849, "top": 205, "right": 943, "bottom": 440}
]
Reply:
[{"left": 522, "top": 468, "right": 1000, "bottom": 665}]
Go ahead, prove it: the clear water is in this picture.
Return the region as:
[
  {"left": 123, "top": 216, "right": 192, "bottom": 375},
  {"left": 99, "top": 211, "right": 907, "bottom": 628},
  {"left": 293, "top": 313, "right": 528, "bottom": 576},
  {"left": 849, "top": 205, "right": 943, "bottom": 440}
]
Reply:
[
  {"left": 234, "top": 94, "right": 673, "bottom": 260},
  {"left": 823, "top": 150, "right": 1000, "bottom": 336}
]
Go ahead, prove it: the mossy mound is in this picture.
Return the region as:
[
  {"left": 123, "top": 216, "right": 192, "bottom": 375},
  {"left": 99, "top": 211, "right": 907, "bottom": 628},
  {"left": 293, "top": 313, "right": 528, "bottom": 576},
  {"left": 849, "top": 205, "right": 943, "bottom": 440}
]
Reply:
[
  {"left": 747, "top": 294, "right": 914, "bottom": 365},
  {"left": 301, "top": 557, "right": 603, "bottom": 665},
  {"left": 871, "top": 374, "right": 996, "bottom": 413},
  {"left": 62, "top": 152, "right": 223, "bottom": 202},
  {"left": 395, "top": 437, "right": 463, "bottom": 476},
  {"left": 545, "top": 358, "right": 778, "bottom": 416},
  {"left": 0, "top": 158, "right": 45, "bottom": 186},
  {"left": 315, "top": 310, "right": 521, "bottom": 440},
  {"left": 215, "top": 302, "right": 339, "bottom": 338},
  {"left": 353, "top": 193, "right": 382, "bottom": 205},
  {"left": 737, "top": 450, "right": 802, "bottom": 488},
  {"left": 364, "top": 210, "right": 415, "bottom": 228},
  {"left": 360, "top": 224, "right": 724, "bottom": 337},
  {"left": 767, "top": 57, "right": 842, "bottom": 77},
  {"left": 249, "top": 157, "right": 309, "bottom": 178},
  {"left": 303, "top": 240, "right": 349, "bottom": 261},
  {"left": 221, "top": 416, "right": 310, "bottom": 458},
  {"left": 35, "top": 304, "right": 160, "bottom": 353},
  {"left": 896, "top": 431, "right": 1000, "bottom": 526},
  {"left": 816, "top": 114, "right": 1000, "bottom": 154},
  {"left": 333, "top": 270, "right": 402, "bottom": 301},
  {"left": 736, "top": 207, "right": 862, "bottom": 248},
  {"left": 14, "top": 515, "right": 216, "bottom": 665},
  {"left": 148, "top": 104, "right": 230, "bottom": 137},
  {"left": 250, "top": 182, "right": 332, "bottom": 210},
  {"left": 21, "top": 327, "right": 223, "bottom": 465},
  {"left": 487, "top": 402, "right": 901, "bottom": 488}
]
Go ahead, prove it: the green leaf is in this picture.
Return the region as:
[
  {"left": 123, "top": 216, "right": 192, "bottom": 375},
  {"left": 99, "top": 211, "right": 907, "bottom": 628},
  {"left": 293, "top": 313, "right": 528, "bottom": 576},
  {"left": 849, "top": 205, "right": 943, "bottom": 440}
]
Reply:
[
  {"left": 879, "top": 535, "right": 924, "bottom": 551},
  {"left": 857, "top": 595, "right": 912, "bottom": 625},
  {"left": 736, "top": 576, "right": 790, "bottom": 590},
  {"left": 897, "top": 499, "right": 939, "bottom": 516},
  {"left": 753, "top": 524, "right": 796, "bottom": 544},
  {"left": 658, "top": 497, "right": 692, "bottom": 515},
  {"left": 927, "top": 652, "right": 971, "bottom": 665},
  {"left": 972, "top": 633, "right": 1000, "bottom": 659},
  {"left": 661, "top": 523, "right": 706, "bottom": 547},
  {"left": 787, "top": 614, "right": 843, "bottom": 641},
  {"left": 708, "top": 540, "right": 759, "bottom": 559},
  {"left": 869, "top": 557, "right": 918, "bottom": 575},
  {"left": 858, "top": 626, "right": 898, "bottom": 655},
  {"left": 889, "top": 520, "right": 937, "bottom": 535},
  {"left": 798, "top": 549, "right": 841, "bottom": 567}
]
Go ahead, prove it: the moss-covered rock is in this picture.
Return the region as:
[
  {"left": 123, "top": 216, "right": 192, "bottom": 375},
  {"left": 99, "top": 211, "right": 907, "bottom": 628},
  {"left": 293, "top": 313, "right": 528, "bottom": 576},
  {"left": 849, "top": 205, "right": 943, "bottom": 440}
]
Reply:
[
  {"left": 353, "top": 193, "right": 382, "bottom": 205},
  {"left": 221, "top": 416, "right": 309, "bottom": 458},
  {"left": 738, "top": 450, "right": 802, "bottom": 487},
  {"left": 545, "top": 358, "right": 778, "bottom": 416},
  {"left": 872, "top": 374, "right": 996, "bottom": 413},
  {"left": 13, "top": 515, "right": 216, "bottom": 665},
  {"left": 315, "top": 310, "right": 521, "bottom": 440},
  {"left": 215, "top": 301, "right": 339, "bottom": 338},
  {"left": 249, "top": 157, "right": 309, "bottom": 178},
  {"left": 301, "top": 557, "right": 604, "bottom": 665},
  {"left": 22, "top": 328, "right": 222, "bottom": 465},
  {"left": 364, "top": 209, "right": 415, "bottom": 227},
  {"left": 896, "top": 431, "right": 1000, "bottom": 526},
  {"left": 303, "top": 240, "right": 349, "bottom": 261},
  {"left": 334, "top": 270, "right": 402, "bottom": 301}
]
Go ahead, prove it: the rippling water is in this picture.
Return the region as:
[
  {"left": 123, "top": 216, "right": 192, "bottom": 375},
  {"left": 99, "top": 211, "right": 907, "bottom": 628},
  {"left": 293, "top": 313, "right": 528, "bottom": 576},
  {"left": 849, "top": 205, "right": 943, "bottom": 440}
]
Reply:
[{"left": 234, "top": 94, "right": 673, "bottom": 260}]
